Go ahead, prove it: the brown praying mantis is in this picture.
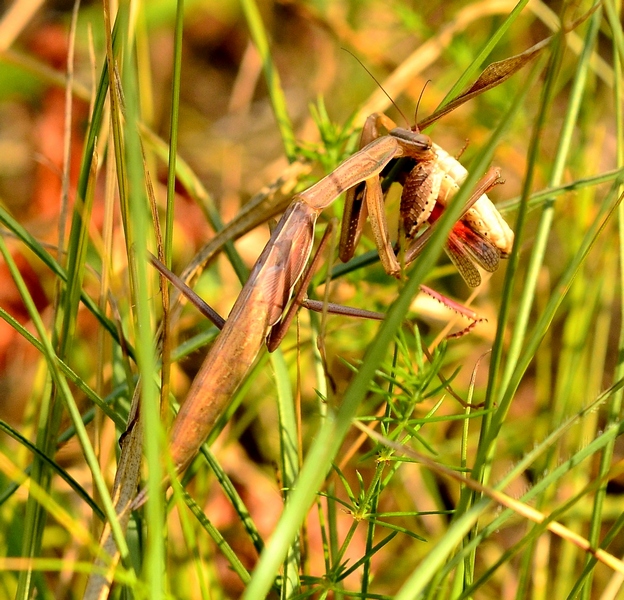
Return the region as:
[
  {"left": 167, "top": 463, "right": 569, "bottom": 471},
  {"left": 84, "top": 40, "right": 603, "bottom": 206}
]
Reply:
[
  {"left": 128, "top": 35, "right": 570, "bottom": 508},
  {"left": 141, "top": 111, "right": 514, "bottom": 497},
  {"left": 115, "top": 14, "right": 586, "bottom": 511}
]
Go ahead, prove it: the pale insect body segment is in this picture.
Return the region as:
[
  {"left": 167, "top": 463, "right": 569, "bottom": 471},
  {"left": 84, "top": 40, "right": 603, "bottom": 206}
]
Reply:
[{"left": 430, "top": 144, "right": 514, "bottom": 256}]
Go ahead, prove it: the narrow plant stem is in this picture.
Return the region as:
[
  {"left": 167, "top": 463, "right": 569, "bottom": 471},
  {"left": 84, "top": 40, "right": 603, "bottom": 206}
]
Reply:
[
  {"left": 159, "top": 0, "right": 184, "bottom": 453},
  {"left": 239, "top": 0, "right": 297, "bottom": 161},
  {"left": 579, "top": 1, "right": 624, "bottom": 596},
  {"left": 165, "top": 0, "right": 184, "bottom": 265},
  {"left": 272, "top": 350, "right": 301, "bottom": 596},
  {"left": 118, "top": 7, "right": 165, "bottom": 597},
  {"left": 499, "top": 10, "right": 601, "bottom": 394},
  {"left": 362, "top": 478, "right": 382, "bottom": 596}
]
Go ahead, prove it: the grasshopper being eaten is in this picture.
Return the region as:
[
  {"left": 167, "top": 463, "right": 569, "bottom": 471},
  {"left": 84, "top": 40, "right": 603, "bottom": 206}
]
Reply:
[{"left": 340, "top": 113, "right": 514, "bottom": 287}]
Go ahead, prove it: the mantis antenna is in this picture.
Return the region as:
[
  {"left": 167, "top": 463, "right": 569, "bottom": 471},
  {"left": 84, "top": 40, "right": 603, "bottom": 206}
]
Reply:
[
  {"left": 341, "top": 47, "right": 411, "bottom": 128},
  {"left": 413, "top": 80, "right": 431, "bottom": 130}
]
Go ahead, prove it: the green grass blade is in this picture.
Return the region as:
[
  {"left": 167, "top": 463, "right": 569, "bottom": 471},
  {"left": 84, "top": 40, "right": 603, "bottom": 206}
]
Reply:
[
  {"left": 438, "top": 0, "right": 531, "bottom": 107},
  {"left": 272, "top": 350, "right": 301, "bottom": 596},
  {"left": 240, "top": 0, "right": 296, "bottom": 161},
  {"left": 0, "top": 235, "right": 132, "bottom": 590}
]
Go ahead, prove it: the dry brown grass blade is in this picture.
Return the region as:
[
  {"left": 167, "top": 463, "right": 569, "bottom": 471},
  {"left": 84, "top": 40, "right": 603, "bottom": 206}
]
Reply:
[
  {"left": 82, "top": 386, "right": 143, "bottom": 600},
  {"left": 417, "top": 37, "right": 548, "bottom": 130},
  {"left": 417, "top": 0, "right": 601, "bottom": 130},
  {"left": 0, "top": 0, "right": 45, "bottom": 52}
]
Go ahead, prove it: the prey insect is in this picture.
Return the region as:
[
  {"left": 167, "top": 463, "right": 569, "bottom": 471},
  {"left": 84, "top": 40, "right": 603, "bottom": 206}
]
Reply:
[{"left": 340, "top": 113, "right": 513, "bottom": 287}]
